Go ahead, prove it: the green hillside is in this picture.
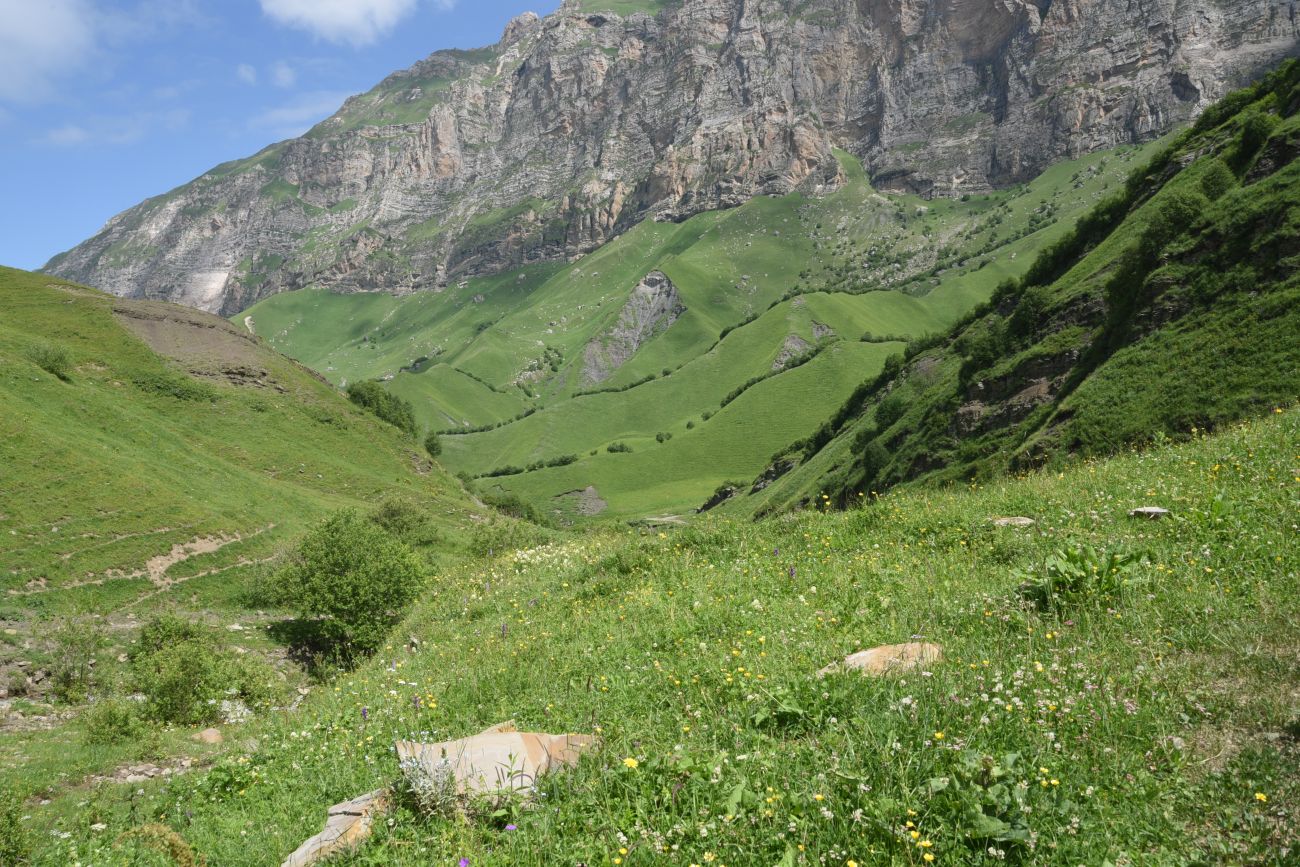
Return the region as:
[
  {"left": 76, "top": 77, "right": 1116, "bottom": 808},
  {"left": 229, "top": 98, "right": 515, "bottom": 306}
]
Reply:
[
  {"left": 733, "top": 61, "right": 1300, "bottom": 518},
  {"left": 0, "top": 266, "right": 486, "bottom": 620},
  {"left": 14, "top": 405, "right": 1298, "bottom": 865},
  {"left": 245, "top": 143, "right": 1160, "bottom": 519}
]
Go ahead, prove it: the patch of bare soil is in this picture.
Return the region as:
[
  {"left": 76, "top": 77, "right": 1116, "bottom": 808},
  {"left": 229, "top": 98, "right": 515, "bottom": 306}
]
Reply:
[
  {"left": 556, "top": 486, "right": 608, "bottom": 516},
  {"left": 112, "top": 299, "right": 285, "bottom": 390}
]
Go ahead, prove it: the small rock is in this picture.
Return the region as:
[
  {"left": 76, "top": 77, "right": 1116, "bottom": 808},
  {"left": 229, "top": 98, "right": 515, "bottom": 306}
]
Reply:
[
  {"left": 124, "top": 774, "right": 148, "bottom": 784},
  {"left": 193, "top": 727, "right": 223, "bottom": 745},
  {"left": 90, "top": 823, "right": 107, "bottom": 832},
  {"left": 817, "top": 642, "right": 943, "bottom": 678},
  {"left": 1161, "top": 735, "right": 1186, "bottom": 751},
  {"left": 1129, "top": 506, "right": 1170, "bottom": 519},
  {"left": 297, "top": 687, "right": 311, "bottom": 696},
  {"left": 226, "top": 623, "right": 244, "bottom": 631},
  {"left": 992, "top": 516, "right": 1035, "bottom": 528}
]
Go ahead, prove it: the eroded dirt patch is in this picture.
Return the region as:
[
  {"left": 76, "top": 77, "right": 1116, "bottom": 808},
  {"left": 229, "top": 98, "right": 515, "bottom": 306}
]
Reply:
[{"left": 555, "top": 486, "right": 608, "bottom": 516}]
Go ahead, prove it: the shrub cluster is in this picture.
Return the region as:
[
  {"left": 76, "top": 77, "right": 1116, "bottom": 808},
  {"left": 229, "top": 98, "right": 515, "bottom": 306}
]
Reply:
[
  {"left": 346, "top": 381, "right": 416, "bottom": 435},
  {"left": 276, "top": 510, "right": 425, "bottom": 658},
  {"left": 128, "top": 616, "right": 279, "bottom": 725},
  {"left": 26, "top": 341, "right": 72, "bottom": 381}
]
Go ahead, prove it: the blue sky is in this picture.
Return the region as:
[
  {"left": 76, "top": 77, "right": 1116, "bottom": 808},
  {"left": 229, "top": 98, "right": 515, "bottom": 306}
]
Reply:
[{"left": 0, "top": 0, "right": 561, "bottom": 271}]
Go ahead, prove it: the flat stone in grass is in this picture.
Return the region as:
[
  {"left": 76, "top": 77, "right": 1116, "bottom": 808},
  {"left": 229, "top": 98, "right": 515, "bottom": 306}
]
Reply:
[
  {"left": 817, "top": 642, "right": 942, "bottom": 678},
  {"left": 1128, "top": 506, "right": 1171, "bottom": 519},
  {"left": 281, "top": 789, "right": 389, "bottom": 867},
  {"left": 192, "top": 727, "right": 222, "bottom": 745},
  {"left": 992, "top": 516, "right": 1036, "bottom": 527}
]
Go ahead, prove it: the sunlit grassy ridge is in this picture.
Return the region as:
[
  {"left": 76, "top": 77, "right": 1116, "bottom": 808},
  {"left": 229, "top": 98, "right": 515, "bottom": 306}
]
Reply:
[
  {"left": 0, "top": 267, "right": 483, "bottom": 620},
  {"left": 736, "top": 61, "right": 1300, "bottom": 518},
  {"left": 21, "top": 408, "right": 1298, "bottom": 865},
  {"left": 245, "top": 144, "right": 1157, "bottom": 518}
]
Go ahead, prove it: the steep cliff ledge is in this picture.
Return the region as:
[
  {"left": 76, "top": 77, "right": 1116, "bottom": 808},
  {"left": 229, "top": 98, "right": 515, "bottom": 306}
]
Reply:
[{"left": 45, "top": 0, "right": 1299, "bottom": 314}]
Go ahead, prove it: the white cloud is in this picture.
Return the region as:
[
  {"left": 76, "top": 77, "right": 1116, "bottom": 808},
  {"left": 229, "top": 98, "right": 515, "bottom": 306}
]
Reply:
[
  {"left": 43, "top": 124, "right": 91, "bottom": 146},
  {"left": 237, "top": 63, "right": 258, "bottom": 85},
  {"left": 249, "top": 90, "right": 350, "bottom": 139},
  {"left": 271, "top": 61, "right": 297, "bottom": 89},
  {"left": 39, "top": 108, "right": 191, "bottom": 146},
  {"left": 259, "top": 0, "right": 419, "bottom": 46},
  {"left": 0, "top": 0, "right": 97, "bottom": 103}
]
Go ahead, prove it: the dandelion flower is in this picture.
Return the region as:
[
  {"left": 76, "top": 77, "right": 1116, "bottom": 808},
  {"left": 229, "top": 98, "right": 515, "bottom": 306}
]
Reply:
[
  {"left": 623, "top": 757, "right": 639, "bottom": 769},
  {"left": 1255, "top": 792, "right": 1268, "bottom": 802}
]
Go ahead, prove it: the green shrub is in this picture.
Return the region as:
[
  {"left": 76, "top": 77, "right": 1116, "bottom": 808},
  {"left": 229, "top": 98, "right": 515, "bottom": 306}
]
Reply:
[
  {"left": 1200, "top": 158, "right": 1236, "bottom": 201},
  {"left": 0, "top": 785, "right": 29, "bottom": 865},
  {"left": 1016, "top": 546, "right": 1141, "bottom": 611},
  {"left": 25, "top": 341, "right": 71, "bottom": 381},
  {"left": 873, "top": 393, "right": 906, "bottom": 430},
  {"left": 481, "top": 491, "right": 541, "bottom": 523},
  {"left": 83, "top": 698, "right": 145, "bottom": 745},
  {"left": 369, "top": 497, "right": 438, "bottom": 546},
  {"left": 1231, "top": 107, "right": 1280, "bottom": 171},
  {"left": 277, "top": 510, "right": 425, "bottom": 657},
  {"left": 346, "top": 380, "right": 416, "bottom": 436},
  {"left": 129, "top": 616, "right": 278, "bottom": 724},
  {"left": 423, "top": 431, "right": 442, "bottom": 457},
  {"left": 606, "top": 442, "right": 632, "bottom": 453},
  {"left": 50, "top": 618, "right": 103, "bottom": 703}
]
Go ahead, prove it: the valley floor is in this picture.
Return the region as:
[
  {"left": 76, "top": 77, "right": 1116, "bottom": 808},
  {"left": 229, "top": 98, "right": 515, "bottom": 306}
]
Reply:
[{"left": 8, "top": 407, "right": 1298, "bottom": 865}]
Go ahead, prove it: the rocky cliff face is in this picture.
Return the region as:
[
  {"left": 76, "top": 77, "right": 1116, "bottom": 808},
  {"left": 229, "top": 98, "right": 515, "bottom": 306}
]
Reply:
[
  {"left": 45, "top": 0, "right": 1299, "bottom": 314},
  {"left": 581, "top": 270, "right": 685, "bottom": 385}
]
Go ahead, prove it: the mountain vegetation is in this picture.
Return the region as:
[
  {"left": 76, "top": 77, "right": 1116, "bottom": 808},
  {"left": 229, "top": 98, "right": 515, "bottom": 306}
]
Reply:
[
  {"left": 1, "top": 12, "right": 1298, "bottom": 867},
  {"left": 731, "top": 59, "right": 1300, "bottom": 518},
  {"left": 244, "top": 141, "right": 1161, "bottom": 521}
]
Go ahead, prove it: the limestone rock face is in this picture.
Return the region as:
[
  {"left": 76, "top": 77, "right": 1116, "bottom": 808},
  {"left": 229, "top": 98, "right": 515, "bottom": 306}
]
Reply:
[
  {"left": 45, "top": 0, "right": 1299, "bottom": 314},
  {"left": 581, "top": 271, "right": 685, "bottom": 384}
]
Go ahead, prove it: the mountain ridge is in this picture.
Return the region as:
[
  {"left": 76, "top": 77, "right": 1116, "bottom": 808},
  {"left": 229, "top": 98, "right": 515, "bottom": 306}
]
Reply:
[{"left": 45, "top": 0, "right": 1299, "bottom": 314}]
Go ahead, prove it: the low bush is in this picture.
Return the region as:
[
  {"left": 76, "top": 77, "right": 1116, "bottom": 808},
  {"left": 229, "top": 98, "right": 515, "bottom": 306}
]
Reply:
[
  {"left": 277, "top": 510, "right": 425, "bottom": 658},
  {"left": 129, "top": 616, "right": 279, "bottom": 724},
  {"left": 26, "top": 341, "right": 71, "bottom": 381},
  {"left": 82, "top": 698, "right": 145, "bottom": 745},
  {"left": 1016, "top": 546, "right": 1142, "bottom": 611},
  {"left": 346, "top": 381, "right": 416, "bottom": 436},
  {"left": 0, "top": 786, "right": 29, "bottom": 865},
  {"left": 50, "top": 618, "right": 103, "bottom": 703},
  {"left": 423, "top": 431, "right": 442, "bottom": 457},
  {"left": 606, "top": 442, "right": 632, "bottom": 453},
  {"left": 369, "top": 497, "right": 439, "bottom": 548},
  {"left": 481, "top": 491, "right": 542, "bottom": 523}
]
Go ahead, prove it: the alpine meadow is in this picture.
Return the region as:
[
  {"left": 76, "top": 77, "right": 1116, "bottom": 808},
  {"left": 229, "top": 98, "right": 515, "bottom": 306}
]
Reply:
[{"left": 2, "top": 1, "right": 1298, "bottom": 865}]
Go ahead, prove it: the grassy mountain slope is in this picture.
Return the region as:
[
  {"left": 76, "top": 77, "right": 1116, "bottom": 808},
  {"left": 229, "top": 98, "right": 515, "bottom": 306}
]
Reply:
[
  {"left": 244, "top": 143, "right": 1159, "bottom": 518},
  {"left": 734, "top": 62, "right": 1300, "bottom": 517},
  {"left": 0, "top": 267, "right": 483, "bottom": 620},
  {"left": 19, "top": 406, "right": 1299, "bottom": 865}
]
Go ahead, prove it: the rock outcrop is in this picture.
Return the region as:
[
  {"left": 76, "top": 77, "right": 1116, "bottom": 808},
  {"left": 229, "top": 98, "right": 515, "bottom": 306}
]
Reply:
[
  {"left": 581, "top": 271, "right": 684, "bottom": 384},
  {"left": 45, "top": 0, "right": 1299, "bottom": 314}
]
